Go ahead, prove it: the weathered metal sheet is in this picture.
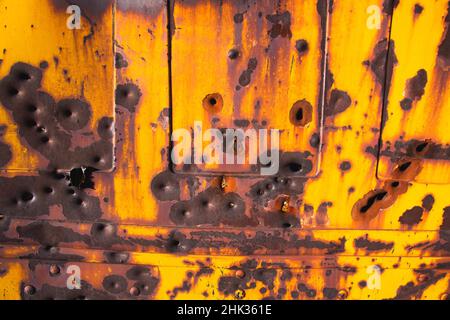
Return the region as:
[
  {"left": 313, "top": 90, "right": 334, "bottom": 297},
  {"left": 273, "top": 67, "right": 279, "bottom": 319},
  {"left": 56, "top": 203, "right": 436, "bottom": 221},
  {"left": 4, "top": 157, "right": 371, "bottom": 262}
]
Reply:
[
  {"left": 171, "top": 0, "right": 327, "bottom": 176},
  {"left": 0, "top": 0, "right": 450, "bottom": 300},
  {"left": 0, "top": 0, "right": 115, "bottom": 172},
  {"left": 378, "top": 0, "right": 450, "bottom": 184}
]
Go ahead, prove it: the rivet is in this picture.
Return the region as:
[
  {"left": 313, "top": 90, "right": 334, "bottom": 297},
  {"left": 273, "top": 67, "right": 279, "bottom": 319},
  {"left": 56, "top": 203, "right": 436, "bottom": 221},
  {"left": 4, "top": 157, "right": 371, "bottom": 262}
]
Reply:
[
  {"left": 337, "top": 289, "right": 348, "bottom": 300},
  {"left": 235, "top": 289, "right": 245, "bottom": 299},
  {"left": 24, "top": 285, "right": 36, "bottom": 295},
  {"left": 130, "top": 286, "right": 140, "bottom": 296},
  {"left": 49, "top": 265, "right": 60, "bottom": 276},
  {"left": 228, "top": 49, "right": 239, "bottom": 60}
]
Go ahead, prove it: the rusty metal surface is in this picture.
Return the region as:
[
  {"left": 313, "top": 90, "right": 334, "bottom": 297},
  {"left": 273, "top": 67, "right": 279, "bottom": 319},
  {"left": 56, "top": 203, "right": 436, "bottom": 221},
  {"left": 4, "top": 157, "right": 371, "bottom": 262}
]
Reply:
[{"left": 0, "top": 0, "right": 449, "bottom": 300}]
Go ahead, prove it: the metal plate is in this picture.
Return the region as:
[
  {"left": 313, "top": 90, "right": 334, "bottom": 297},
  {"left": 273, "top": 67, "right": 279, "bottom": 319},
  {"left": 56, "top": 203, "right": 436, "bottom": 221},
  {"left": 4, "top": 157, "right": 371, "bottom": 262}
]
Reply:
[
  {"left": 377, "top": 0, "right": 450, "bottom": 184},
  {"left": 170, "top": 0, "right": 328, "bottom": 176},
  {"left": 0, "top": 0, "right": 115, "bottom": 172}
]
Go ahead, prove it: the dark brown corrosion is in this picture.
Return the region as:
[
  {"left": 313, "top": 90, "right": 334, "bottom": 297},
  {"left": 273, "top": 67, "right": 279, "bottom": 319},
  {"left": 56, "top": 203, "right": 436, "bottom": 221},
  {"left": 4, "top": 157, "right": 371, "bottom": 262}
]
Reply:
[
  {"left": 115, "top": 83, "right": 142, "bottom": 113},
  {"left": 265, "top": 11, "right": 292, "bottom": 39},
  {"left": 352, "top": 159, "right": 422, "bottom": 221},
  {"left": 0, "top": 63, "right": 114, "bottom": 170},
  {"left": 382, "top": 0, "right": 400, "bottom": 15},
  {"left": 115, "top": 53, "right": 129, "bottom": 69},
  {"left": 367, "top": 37, "right": 398, "bottom": 129},
  {"left": 0, "top": 125, "right": 12, "bottom": 167},
  {"left": 354, "top": 234, "right": 394, "bottom": 252},
  {"left": 398, "top": 195, "right": 433, "bottom": 227},
  {"left": 371, "top": 138, "right": 450, "bottom": 162},
  {"left": 399, "top": 206, "right": 424, "bottom": 227},
  {"left": 238, "top": 58, "right": 258, "bottom": 88},
  {"left": 21, "top": 264, "right": 159, "bottom": 300},
  {"left": 169, "top": 187, "right": 256, "bottom": 227},
  {"left": 0, "top": 171, "right": 103, "bottom": 220},
  {"left": 324, "top": 89, "right": 352, "bottom": 118},
  {"left": 392, "top": 271, "right": 446, "bottom": 300},
  {"left": 168, "top": 259, "right": 213, "bottom": 299},
  {"left": 218, "top": 260, "right": 280, "bottom": 298},
  {"left": 400, "top": 69, "right": 428, "bottom": 111},
  {"left": 437, "top": 1, "right": 450, "bottom": 70}
]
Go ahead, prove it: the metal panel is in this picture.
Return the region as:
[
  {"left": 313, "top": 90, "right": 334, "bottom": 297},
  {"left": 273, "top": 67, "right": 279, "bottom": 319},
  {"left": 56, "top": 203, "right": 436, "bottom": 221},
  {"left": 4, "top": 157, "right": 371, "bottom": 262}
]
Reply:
[
  {"left": 171, "top": 0, "right": 327, "bottom": 176},
  {"left": 0, "top": 0, "right": 115, "bottom": 172},
  {"left": 377, "top": 0, "right": 450, "bottom": 184}
]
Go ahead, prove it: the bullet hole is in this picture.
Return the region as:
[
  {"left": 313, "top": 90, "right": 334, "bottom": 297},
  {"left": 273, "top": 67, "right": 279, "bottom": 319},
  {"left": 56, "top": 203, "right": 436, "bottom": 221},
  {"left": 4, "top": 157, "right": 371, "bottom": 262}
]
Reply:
[
  {"left": 282, "top": 222, "right": 292, "bottom": 228},
  {"left": 23, "top": 285, "right": 36, "bottom": 295},
  {"left": 49, "top": 265, "right": 60, "bottom": 276},
  {"left": 150, "top": 170, "right": 180, "bottom": 201},
  {"left": 104, "top": 251, "right": 129, "bottom": 264},
  {"left": 129, "top": 286, "right": 140, "bottom": 296},
  {"left": 228, "top": 49, "right": 239, "bottom": 59},
  {"left": 295, "top": 39, "right": 308, "bottom": 54},
  {"left": 202, "top": 93, "right": 223, "bottom": 112},
  {"left": 414, "top": 4, "right": 423, "bottom": 14},
  {"left": 39, "top": 61, "right": 49, "bottom": 69},
  {"left": 234, "top": 13, "right": 244, "bottom": 23},
  {"left": 56, "top": 99, "right": 92, "bottom": 130},
  {"left": 115, "top": 83, "right": 142, "bottom": 112},
  {"left": 21, "top": 191, "right": 34, "bottom": 202},
  {"left": 289, "top": 100, "right": 312, "bottom": 126},
  {"left": 102, "top": 275, "right": 128, "bottom": 294},
  {"left": 339, "top": 161, "right": 352, "bottom": 171},
  {"left": 287, "top": 162, "right": 302, "bottom": 173},
  {"left": 398, "top": 161, "right": 411, "bottom": 172},
  {"left": 69, "top": 167, "right": 96, "bottom": 189},
  {"left": 40, "top": 136, "right": 50, "bottom": 144},
  {"left": 360, "top": 191, "right": 387, "bottom": 213},
  {"left": 415, "top": 142, "right": 428, "bottom": 153},
  {"left": 16, "top": 71, "right": 31, "bottom": 81},
  {"left": 400, "top": 98, "right": 412, "bottom": 111}
]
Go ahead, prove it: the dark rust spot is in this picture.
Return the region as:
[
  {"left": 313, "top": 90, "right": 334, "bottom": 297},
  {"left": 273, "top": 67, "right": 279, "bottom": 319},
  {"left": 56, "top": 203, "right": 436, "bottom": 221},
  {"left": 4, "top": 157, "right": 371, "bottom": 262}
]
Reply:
[
  {"left": 115, "top": 83, "right": 142, "bottom": 112},
  {"left": 325, "top": 89, "right": 352, "bottom": 117}
]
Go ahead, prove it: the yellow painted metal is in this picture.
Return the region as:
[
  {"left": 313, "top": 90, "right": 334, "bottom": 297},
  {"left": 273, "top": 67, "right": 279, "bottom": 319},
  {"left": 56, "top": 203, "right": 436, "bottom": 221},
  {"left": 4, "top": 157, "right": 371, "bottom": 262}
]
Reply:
[
  {"left": 0, "top": 0, "right": 115, "bottom": 172},
  {"left": 171, "top": 0, "right": 324, "bottom": 175},
  {"left": 378, "top": 0, "right": 450, "bottom": 183}
]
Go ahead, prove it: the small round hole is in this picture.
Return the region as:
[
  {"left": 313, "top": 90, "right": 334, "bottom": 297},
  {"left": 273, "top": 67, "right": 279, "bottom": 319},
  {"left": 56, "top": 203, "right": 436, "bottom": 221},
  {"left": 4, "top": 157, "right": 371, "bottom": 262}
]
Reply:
[
  {"left": 21, "top": 191, "right": 34, "bottom": 202},
  {"left": 17, "top": 71, "right": 31, "bottom": 81},
  {"left": 287, "top": 162, "right": 302, "bottom": 173},
  {"left": 282, "top": 222, "right": 292, "bottom": 228},
  {"left": 202, "top": 93, "right": 223, "bottom": 112}
]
